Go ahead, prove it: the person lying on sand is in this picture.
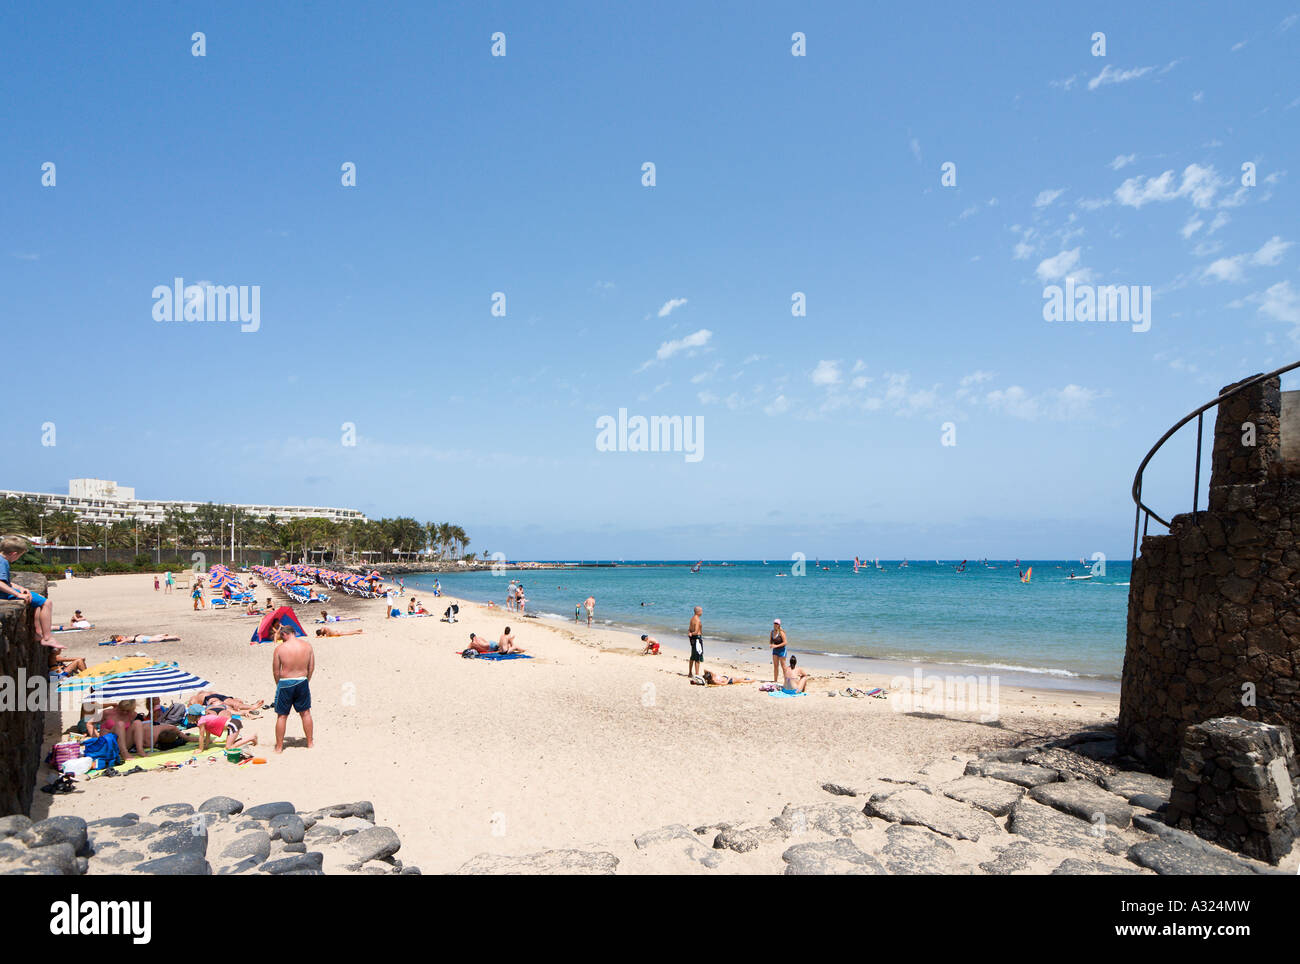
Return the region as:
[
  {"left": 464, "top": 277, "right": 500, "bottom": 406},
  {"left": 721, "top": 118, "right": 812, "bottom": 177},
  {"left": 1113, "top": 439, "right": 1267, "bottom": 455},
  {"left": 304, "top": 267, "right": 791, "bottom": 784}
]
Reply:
[
  {"left": 639, "top": 634, "right": 661, "bottom": 655},
  {"left": 244, "top": 602, "right": 264, "bottom": 615},
  {"left": 316, "top": 626, "right": 363, "bottom": 637},
  {"left": 102, "top": 633, "right": 180, "bottom": 646},
  {"left": 192, "top": 691, "right": 264, "bottom": 713},
  {"left": 702, "top": 670, "right": 754, "bottom": 686}
]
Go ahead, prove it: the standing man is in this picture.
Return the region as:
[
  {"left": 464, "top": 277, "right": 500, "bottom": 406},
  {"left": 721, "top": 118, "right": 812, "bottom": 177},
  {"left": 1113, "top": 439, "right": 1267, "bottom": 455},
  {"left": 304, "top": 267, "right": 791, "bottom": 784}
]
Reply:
[
  {"left": 506, "top": 579, "right": 516, "bottom": 612},
  {"left": 272, "top": 625, "right": 314, "bottom": 753},
  {"left": 769, "top": 618, "right": 788, "bottom": 684},
  {"left": 688, "top": 606, "right": 704, "bottom": 680},
  {"left": 584, "top": 595, "right": 595, "bottom": 627}
]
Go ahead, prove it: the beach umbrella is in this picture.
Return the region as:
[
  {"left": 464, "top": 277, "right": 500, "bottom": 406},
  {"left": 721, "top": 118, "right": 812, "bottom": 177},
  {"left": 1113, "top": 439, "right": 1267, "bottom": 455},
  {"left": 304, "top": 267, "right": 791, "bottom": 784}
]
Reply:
[
  {"left": 82, "top": 662, "right": 211, "bottom": 702},
  {"left": 251, "top": 605, "right": 307, "bottom": 642},
  {"left": 58, "top": 656, "right": 161, "bottom": 693},
  {"left": 80, "top": 660, "right": 212, "bottom": 752}
]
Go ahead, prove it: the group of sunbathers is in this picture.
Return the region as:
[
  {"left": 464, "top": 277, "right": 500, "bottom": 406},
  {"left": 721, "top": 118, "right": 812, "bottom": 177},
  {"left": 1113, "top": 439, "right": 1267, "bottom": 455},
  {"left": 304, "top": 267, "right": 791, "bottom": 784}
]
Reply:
[
  {"left": 466, "top": 627, "right": 526, "bottom": 654},
  {"left": 74, "top": 689, "right": 264, "bottom": 761}
]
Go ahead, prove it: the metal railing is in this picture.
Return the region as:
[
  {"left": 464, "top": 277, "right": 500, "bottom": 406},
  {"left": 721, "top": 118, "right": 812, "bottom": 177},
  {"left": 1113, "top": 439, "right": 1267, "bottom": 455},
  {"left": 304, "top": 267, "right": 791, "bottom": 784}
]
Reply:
[{"left": 1131, "top": 359, "right": 1300, "bottom": 563}]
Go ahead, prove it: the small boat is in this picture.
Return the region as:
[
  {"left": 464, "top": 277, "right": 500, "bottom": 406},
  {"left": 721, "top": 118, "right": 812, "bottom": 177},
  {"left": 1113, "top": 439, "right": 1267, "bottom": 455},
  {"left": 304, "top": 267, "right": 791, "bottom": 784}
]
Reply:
[{"left": 1066, "top": 574, "right": 1093, "bottom": 581}]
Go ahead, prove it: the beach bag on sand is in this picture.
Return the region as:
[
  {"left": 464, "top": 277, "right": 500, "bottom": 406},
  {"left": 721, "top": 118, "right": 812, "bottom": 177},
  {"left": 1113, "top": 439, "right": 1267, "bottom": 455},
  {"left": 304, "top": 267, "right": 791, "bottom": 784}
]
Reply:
[
  {"left": 80, "top": 734, "right": 121, "bottom": 770},
  {"left": 48, "top": 741, "right": 83, "bottom": 768}
]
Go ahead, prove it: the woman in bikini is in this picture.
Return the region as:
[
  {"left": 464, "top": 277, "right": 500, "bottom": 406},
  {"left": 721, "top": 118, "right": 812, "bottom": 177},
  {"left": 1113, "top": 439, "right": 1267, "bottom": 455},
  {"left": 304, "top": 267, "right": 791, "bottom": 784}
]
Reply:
[
  {"left": 103, "top": 633, "right": 181, "bottom": 646},
  {"left": 702, "top": 670, "right": 754, "bottom": 686}
]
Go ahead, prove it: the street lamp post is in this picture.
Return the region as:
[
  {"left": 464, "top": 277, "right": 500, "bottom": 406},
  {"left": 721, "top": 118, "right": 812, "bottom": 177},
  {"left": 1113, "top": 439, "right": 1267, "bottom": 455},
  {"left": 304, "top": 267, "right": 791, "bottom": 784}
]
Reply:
[
  {"left": 219, "top": 518, "right": 225, "bottom": 565},
  {"left": 75, "top": 522, "right": 80, "bottom": 565}
]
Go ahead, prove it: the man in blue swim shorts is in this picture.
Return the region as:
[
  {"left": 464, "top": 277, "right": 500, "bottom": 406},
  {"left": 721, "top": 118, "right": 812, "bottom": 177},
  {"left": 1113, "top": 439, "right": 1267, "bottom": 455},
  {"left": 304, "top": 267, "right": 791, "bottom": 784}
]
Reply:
[
  {"left": 0, "top": 536, "right": 59, "bottom": 649},
  {"left": 271, "top": 625, "right": 315, "bottom": 753}
]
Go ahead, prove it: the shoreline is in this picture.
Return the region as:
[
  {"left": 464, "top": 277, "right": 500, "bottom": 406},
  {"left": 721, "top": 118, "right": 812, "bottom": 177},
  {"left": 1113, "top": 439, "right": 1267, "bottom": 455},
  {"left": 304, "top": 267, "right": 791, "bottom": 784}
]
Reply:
[{"left": 528, "top": 611, "right": 1121, "bottom": 694}]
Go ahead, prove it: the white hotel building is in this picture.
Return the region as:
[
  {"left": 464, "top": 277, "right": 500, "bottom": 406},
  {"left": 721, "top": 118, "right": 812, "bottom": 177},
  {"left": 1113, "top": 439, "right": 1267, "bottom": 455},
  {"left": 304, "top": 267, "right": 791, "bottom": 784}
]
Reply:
[{"left": 0, "top": 479, "right": 366, "bottom": 526}]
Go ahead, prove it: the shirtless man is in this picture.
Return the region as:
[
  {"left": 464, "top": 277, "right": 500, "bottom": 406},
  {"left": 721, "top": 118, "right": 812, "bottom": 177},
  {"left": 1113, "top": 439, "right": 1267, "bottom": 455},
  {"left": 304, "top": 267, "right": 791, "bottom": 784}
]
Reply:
[
  {"left": 272, "top": 625, "right": 315, "bottom": 753},
  {"left": 688, "top": 606, "right": 704, "bottom": 679},
  {"left": 316, "top": 626, "right": 363, "bottom": 637}
]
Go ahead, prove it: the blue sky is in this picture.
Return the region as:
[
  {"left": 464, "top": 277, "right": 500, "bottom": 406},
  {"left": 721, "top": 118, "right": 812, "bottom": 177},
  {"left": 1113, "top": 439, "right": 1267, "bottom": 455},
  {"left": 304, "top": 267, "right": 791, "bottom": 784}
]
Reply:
[{"left": 3, "top": 2, "right": 1298, "bottom": 559}]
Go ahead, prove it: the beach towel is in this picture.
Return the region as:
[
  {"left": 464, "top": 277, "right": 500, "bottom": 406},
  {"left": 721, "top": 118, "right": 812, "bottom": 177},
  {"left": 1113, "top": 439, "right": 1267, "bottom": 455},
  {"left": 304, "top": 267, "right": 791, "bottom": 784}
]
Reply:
[
  {"left": 460, "top": 650, "right": 532, "bottom": 660},
  {"left": 314, "top": 617, "right": 360, "bottom": 623},
  {"left": 769, "top": 689, "right": 805, "bottom": 698},
  {"left": 53, "top": 625, "right": 94, "bottom": 633},
  {"left": 86, "top": 743, "right": 226, "bottom": 777}
]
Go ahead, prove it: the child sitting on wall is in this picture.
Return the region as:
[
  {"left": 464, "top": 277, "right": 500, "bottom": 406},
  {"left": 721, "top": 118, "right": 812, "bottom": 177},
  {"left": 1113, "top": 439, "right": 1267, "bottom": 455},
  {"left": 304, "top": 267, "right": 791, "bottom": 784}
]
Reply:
[{"left": 0, "top": 535, "right": 60, "bottom": 649}]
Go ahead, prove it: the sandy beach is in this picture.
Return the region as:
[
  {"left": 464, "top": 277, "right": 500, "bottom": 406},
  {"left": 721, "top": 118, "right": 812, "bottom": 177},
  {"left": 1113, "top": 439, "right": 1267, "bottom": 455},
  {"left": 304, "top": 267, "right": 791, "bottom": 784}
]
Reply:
[{"left": 26, "top": 572, "right": 1127, "bottom": 873}]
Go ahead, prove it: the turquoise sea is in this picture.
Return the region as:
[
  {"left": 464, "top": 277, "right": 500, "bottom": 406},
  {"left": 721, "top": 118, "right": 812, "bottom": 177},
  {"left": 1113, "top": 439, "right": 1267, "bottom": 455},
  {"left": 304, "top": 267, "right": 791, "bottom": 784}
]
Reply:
[{"left": 402, "top": 559, "right": 1130, "bottom": 686}]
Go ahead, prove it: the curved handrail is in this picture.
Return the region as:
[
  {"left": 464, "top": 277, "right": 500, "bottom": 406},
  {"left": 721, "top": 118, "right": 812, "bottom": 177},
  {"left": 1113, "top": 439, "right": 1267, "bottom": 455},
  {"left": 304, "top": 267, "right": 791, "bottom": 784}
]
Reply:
[{"left": 1131, "top": 358, "right": 1300, "bottom": 561}]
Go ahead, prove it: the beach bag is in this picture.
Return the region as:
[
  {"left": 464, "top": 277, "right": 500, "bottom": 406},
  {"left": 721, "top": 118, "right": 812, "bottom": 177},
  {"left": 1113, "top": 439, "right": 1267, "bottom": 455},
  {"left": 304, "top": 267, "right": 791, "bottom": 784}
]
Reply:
[
  {"left": 159, "top": 702, "right": 188, "bottom": 726},
  {"left": 79, "top": 734, "right": 121, "bottom": 770},
  {"left": 49, "top": 741, "right": 83, "bottom": 768}
]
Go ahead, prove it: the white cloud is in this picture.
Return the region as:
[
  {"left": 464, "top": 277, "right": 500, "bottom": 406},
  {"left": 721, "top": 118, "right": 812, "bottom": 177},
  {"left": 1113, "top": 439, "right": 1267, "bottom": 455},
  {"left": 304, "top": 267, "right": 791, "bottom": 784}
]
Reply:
[
  {"left": 1088, "top": 64, "right": 1155, "bottom": 90},
  {"left": 1230, "top": 40, "right": 1247, "bottom": 52},
  {"left": 697, "top": 391, "right": 719, "bottom": 405},
  {"left": 1181, "top": 216, "right": 1204, "bottom": 239},
  {"left": 764, "top": 394, "right": 790, "bottom": 416},
  {"left": 1110, "top": 154, "right": 1137, "bottom": 170},
  {"left": 984, "top": 384, "right": 1101, "bottom": 420},
  {"left": 1203, "top": 256, "right": 1247, "bottom": 283},
  {"left": 960, "top": 204, "right": 980, "bottom": 219},
  {"left": 1257, "top": 281, "right": 1300, "bottom": 325},
  {"left": 1036, "top": 248, "right": 1087, "bottom": 282},
  {"left": 641, "top": 328, "right": 712, "bottom": 369},
  {"left": 657, "top": 297, "right": 688, "bottom": 318},
  {"left": 1207, "top": 212, "right": 1230, "bottom": 234},
  {"left": 810, "top": 360, "right": 843, "bottom": 386},
  {"left": 909, "top": 138, "right": 922, "bottom": 162},
  {"left": 1013, "top": 240, "right": 1035, "bottom": 260},
  {"left": 1200, "top": 236, "right": 1293, "bottom": 283},
  {"left": 1114, "top": 164, "right": 1227, "bottom": 209},
  {"left": 1034, "top": 188, "right": 1065, "bottom": 208},
  {"left": 1252, "top": 236, "right": 1292, "bottom": 266}
]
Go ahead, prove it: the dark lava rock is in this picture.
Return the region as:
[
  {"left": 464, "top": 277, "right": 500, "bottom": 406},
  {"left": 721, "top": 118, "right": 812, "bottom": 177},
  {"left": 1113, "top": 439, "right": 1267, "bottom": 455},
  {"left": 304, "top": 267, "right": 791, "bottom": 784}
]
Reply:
[
  {"left": 260, "top": 851, "right": 325, "bottom": 875},
  {"left": 134, "top": 852, "right": 211, "bottom": 875},
  {"left": 782, "top": 838, "right": 884, "bottom": 875},
  {"left": 244, "top": 801, "right": 297, "bottom": 821},
  {"left": 268, "top": 814, "right": 305, "bottom": 844},
  {"left": 29, "top": 816, "right": 89, "bottom": 856},
  {"left": 221, "top": 832, "right": 271, "bottom": 864},
  {"left": 198, "top": 796, "right": 244, "bottom": 816},
  {"left": 148, "top": 803, "right": 195, "bottom": 818}
]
